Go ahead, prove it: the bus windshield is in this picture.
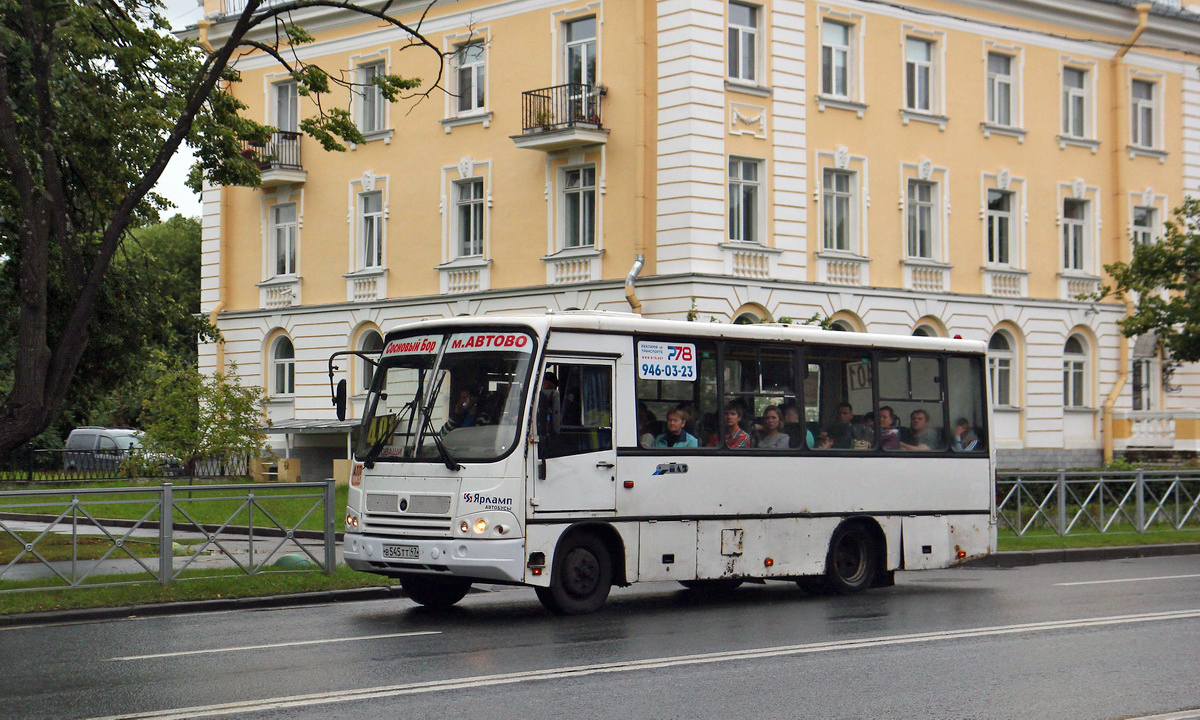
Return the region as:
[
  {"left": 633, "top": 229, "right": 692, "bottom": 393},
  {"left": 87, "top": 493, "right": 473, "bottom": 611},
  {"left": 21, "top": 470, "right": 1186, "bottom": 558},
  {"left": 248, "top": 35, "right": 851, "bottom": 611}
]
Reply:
[{"left": 356, "top": 330, "right": 535, "bottom": 463}]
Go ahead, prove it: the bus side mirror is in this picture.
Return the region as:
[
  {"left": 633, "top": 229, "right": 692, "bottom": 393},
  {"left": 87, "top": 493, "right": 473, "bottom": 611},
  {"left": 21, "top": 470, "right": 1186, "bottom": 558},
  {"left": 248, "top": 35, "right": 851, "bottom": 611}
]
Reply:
[{"left": 334, "top": 379, "right": 347, "bottom": 421}]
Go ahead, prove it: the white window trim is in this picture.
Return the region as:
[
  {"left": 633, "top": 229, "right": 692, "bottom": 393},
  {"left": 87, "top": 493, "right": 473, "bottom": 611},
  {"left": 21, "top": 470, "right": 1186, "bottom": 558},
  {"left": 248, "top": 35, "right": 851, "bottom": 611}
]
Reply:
[
  {"left": 727, "top": 1, "right": 763, "bottom": 86},
  {"left": 981, "top": 170, "right": 1026, "bottom": 271},
  {"left": 355, "top": 327, "right": 383, "bottom": 395},
  {"left": 441, "top": 29, "right": 493, "bottom": 131},
  {"left": 982, "top": 42, "right": 1024, "bottom": 139},
  {"left": 988, "top": 329, "right": 1020, "bottom": 409},
  {"left": 816, "top": 148, "right": 870, "bottom": 259},
  {"left": 1058, "top": 57, "right": 1099, "bottom": 148},
  {"left": 264, "top": 74, "right": 299, "bottom": 132},
  {"left": 899, "top": 160, "right": 949, "bottom": 264},
  {"left": 260, "top": 185, "right": 303, "bottom": 281},
  {"left": 346, "top": 173, "right": 388, "bottom": 272},
  {"left": 728, "top": 156, "right": 765, "bottom": 245},
  {"left": 560, "top": 163, "right": 598, "bottom": 250},
  {"left": 900, "top": 26, "right": 946, "bottom": 121},
  {"left": 1128, "top": 188, "right": 1169, "bottom": 248},
  {"left": 440, "top": 158, "right": 492, "bottom": 265},
  {"left": 269, "top": 335, "right": 297, "bottom": 397},
  {"left": 352, "top": 55, "right": 390, "bottom": 141},
  {"left": 816, "top": 7, "right": 867, "bottom": 114},
  {"left": 454, "top": 177, "right": 486, "bottom": 258},
  {"left": 1063, "top": 334, "right": 1091, "bottom": 409},
  {"left": 1055, "top": 180, "right": 1101, "bottom": 276},
  {"left": 1127, "top": 68, "right": 1167, "bottom": 161}
]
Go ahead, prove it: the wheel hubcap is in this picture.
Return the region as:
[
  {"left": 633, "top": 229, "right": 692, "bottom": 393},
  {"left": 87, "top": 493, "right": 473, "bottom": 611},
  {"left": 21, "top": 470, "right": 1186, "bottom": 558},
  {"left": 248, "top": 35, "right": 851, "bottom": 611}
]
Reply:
[
  {"left": 564, "top": 547, "right": 599, "bottom": 597},
  {"left": 834, "top": 536, "right": 866, "bottom": 583}
]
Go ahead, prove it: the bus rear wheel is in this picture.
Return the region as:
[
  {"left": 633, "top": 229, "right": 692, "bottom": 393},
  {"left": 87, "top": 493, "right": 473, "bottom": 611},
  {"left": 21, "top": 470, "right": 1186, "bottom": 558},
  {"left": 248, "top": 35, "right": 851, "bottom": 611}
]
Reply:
[
  {"left": 823, "top": 522, "right": 877, "bottom": 595},
  {"left": 401, "top": 576, "right": 472, "bottom": 609},
  {"left": 536, "top": 533, "right": 612, "bottom": 615}
]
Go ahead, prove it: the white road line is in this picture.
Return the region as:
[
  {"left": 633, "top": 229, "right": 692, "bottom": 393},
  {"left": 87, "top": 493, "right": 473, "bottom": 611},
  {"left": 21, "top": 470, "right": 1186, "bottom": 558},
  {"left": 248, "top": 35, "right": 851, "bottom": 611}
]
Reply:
[
  {"left": 82, "top": 608, "right": 1200, "bottom": 720},
  {"left": 1123, "top": 710, "right": 1200, "bottom": 720},
  {"left": 105, "top": 630, "right": 441, "bottom": 661},
  {"left": 1055, "top": 573, "right": 1200, "bottom": 587}
]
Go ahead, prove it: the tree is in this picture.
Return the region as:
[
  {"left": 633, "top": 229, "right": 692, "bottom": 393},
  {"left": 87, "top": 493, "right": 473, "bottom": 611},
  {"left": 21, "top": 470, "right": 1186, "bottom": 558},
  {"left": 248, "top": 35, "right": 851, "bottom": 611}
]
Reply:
[
  {"left": 0, "top": 0, "right": 446, "bottom": 456},
  {"left": 1103, "top": 198, "right": 1200, "bottom": 366},
  {"left": 141, "top": 359, "right": 268, "bottom": 475}
]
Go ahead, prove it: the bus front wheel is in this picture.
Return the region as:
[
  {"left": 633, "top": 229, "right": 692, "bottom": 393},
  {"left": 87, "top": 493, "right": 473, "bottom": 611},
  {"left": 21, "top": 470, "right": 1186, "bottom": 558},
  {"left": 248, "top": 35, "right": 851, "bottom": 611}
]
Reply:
[
  {"left": 823, "top": 522, "right": 877, "bottom": 595},
  {"left": 401, "top": 575, "right": 472, "bottom": 609},
  {"left": 536, "top": 533, "right": 612, "bottom": 615}
]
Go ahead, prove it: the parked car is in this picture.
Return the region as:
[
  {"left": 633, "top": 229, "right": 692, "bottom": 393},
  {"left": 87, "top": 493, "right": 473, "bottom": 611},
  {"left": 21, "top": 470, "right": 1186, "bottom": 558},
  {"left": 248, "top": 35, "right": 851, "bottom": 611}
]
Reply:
[{"left": 62, "top": 427, "right": 182, "bottom": 475}]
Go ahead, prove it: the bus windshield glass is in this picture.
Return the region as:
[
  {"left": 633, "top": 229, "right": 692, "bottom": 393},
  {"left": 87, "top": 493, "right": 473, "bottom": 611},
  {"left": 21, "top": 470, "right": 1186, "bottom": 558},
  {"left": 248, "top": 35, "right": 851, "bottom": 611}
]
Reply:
[{"left": 356, "top": 330, "right": 535, "bottom": 463}]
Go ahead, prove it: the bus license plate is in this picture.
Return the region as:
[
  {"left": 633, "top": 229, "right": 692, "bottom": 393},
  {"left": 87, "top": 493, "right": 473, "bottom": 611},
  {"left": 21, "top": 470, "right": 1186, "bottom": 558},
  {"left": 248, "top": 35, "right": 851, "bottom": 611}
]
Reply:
[{"left": 383, "top": 544, "right": 419, "bottom": 560}]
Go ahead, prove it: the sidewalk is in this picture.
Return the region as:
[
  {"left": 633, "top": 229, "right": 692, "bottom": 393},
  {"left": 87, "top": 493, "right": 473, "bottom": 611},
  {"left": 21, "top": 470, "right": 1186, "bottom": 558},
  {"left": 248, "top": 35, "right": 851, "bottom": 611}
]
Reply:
[{"left": 3, "top": 542, "right": 1197, "bottom": 627}]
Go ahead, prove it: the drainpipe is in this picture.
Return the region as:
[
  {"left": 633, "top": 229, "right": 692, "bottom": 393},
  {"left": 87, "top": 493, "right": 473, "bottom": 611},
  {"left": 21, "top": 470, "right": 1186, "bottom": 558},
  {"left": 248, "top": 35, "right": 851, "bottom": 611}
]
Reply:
[
  {"left": 625, "top": 0, "right": 647, "bottom": 315},
  {"left": 1102, "top": 3, "right": 1151, "bottom": 464}
]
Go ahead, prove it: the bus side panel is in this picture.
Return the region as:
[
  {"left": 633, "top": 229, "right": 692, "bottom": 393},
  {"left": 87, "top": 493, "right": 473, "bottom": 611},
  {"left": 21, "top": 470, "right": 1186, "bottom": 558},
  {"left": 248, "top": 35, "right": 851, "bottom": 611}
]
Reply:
[
  {"left": 902, "top": 514, "right": 992, "bottom": 569},
  {"left": 639, "top": 520, "right": 696, "bottom": 582},
  {"left": 696, "top": 518, "right": 835, "bottom": 579},
  {"left": 526, "top": 521, "right": 641, "bottom": 588}
]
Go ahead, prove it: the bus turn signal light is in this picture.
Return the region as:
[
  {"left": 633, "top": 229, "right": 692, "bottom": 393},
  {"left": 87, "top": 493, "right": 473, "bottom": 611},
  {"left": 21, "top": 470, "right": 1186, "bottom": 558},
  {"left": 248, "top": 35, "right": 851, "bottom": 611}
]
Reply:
[
  {"left": 764, "top": 557, "right": 774, "bottom": 567},
  {"left": 623, "top": 481, "right": 635, "bottom": 488}
]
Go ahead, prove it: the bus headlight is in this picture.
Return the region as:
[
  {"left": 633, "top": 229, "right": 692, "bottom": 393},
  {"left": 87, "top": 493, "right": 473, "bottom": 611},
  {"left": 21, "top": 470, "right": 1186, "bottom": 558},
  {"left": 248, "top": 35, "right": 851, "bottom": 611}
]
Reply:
[
  {"left": 460, "top": 520, "right": 470, "bottom": 533},
  {"left": 345, "top": 512, "right": 360, "bottom": 531},
  {"left": 474, "top": 518, "right": 488, "bottom": 534}
]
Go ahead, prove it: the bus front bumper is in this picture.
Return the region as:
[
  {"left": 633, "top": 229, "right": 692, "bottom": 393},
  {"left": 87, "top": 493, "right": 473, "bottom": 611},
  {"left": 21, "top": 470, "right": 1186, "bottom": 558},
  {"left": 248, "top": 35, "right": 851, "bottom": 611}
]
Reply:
[{"left": 343, "top": 533, "right": 526, "bottom": 584}]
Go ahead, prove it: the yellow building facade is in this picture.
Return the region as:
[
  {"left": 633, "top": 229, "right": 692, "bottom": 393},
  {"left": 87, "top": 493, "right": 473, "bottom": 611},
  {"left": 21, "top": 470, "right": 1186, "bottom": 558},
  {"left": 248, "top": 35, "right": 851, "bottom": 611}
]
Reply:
[{"left": 196, "top": 0, "right": 1200, "bottom": 477}]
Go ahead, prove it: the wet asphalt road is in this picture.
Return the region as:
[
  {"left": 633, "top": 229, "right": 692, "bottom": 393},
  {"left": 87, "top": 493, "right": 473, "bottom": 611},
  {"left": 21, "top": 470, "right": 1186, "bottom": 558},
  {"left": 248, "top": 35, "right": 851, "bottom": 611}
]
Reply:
[{"left": 3, "top": 554, "right": 1199, "bottom": 720}]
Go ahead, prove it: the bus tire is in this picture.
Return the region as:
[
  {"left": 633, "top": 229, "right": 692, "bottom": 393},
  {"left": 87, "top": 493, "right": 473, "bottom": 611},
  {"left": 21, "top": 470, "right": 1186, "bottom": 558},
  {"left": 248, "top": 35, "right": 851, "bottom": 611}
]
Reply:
[
  {"left": 400, "top": 575, "right": 472, "bottom": 609},
  {"left": 824, "top": 522, "right": 877, "bottom": 595},
  {"left": 537, "top": 533, "right": 612, "bottom": 615},
  {"left": 679, "top": 579, "right": 743, "bottom": 592}
]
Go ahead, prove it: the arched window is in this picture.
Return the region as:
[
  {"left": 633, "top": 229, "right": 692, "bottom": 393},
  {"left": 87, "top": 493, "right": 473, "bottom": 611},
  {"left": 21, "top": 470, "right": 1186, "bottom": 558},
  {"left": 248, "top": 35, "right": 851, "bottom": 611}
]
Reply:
[
  {"left": 358, "top": 330, "right": 383, "bottom": 393},
  {"left": 988, "top": 331, "right": 1015, "bottom": 406},
  {"left": 733, "top": 312, "right": 761, "bottom": 325},
  {"left": 912, "top": 325, "right": 935, "bottom": 337},
  {"left": 831, "top": 320, "right": 855, "bottom": 332},
  {"left": 1063, "top": 334, "right": 1088, "bottom": 407},
  {"left": 272, "top": 337, "right": 295, "bottom": 396}
]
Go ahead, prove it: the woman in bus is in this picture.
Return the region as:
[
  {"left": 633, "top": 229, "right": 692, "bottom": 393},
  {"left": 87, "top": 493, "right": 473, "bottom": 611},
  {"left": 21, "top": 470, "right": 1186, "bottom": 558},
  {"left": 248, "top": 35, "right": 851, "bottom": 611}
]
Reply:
[
  {"left": 653, "top": 408, "right": 699, "bottom": 448},
  {"left": 878, "top": 406, "right": 901, "bottom": 451},
  {"left": 718, "top": 401, "right": 752, "bottom": 449},
  {"left": 757, "top": 405, "right": 790, "bottom": 450}
]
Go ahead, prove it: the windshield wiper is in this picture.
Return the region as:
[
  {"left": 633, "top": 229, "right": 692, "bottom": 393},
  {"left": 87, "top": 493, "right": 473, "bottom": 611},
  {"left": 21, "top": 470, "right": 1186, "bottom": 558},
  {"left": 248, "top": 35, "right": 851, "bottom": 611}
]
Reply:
[
  {"left": 419, "top": 407, "right": 461, "bottom": 471},
  {"left": 362, "top": 399, "right": 414, "bottom": 469}
]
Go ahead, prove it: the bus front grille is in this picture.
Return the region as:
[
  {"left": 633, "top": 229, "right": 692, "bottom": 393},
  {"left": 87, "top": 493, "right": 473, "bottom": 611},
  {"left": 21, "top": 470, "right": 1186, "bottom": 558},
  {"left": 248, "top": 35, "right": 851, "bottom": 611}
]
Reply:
[{"left": 364, "top": 514, "right": 453, "bottom": 538}]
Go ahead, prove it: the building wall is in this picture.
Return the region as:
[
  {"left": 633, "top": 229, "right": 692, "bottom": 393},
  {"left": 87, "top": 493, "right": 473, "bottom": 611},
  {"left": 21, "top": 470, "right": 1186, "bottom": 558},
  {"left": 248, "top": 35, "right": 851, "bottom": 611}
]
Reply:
[{"left": 197, "top": 0, "right": 1200, "bottom": 472}]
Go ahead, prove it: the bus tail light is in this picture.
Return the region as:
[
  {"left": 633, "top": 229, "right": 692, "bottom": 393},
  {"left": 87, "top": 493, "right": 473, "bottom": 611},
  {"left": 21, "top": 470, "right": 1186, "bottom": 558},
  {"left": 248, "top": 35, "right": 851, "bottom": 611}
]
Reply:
[{"left": 764, "top": 557, "right": 774, "bottom": 567}]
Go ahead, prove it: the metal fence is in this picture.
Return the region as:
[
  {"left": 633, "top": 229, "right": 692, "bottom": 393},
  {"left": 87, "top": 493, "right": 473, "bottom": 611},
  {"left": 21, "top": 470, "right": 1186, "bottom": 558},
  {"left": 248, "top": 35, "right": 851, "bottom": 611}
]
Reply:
[
  {"left": 521, "top": 83, "right": 604, "bottom": 132},
  {"left": 1, "top": 447, "right": 250, "bottom": 484},
  {"left": 0, "top": 480, "right": 335, "bottom": 593},
  {"left": 996, "top": 469, "right": 1200, "bottom": 537}
]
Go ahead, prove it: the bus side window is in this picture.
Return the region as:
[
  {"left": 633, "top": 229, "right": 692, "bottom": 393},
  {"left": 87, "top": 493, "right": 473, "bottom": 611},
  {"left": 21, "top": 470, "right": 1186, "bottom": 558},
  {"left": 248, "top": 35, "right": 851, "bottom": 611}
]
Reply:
[
  {"left": 540, "top": 362, "right": 612, "bottom": 459},
  {"left": 946, "top": 355, "right": 986, "bottom": 452}
]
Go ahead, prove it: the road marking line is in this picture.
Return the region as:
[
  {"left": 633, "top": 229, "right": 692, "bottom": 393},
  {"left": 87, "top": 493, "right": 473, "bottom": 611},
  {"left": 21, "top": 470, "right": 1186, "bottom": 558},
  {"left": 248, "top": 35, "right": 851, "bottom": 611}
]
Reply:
[
  {"left": 105, "top": 630, "right": 441, "bottom": 661},
  {"left": 1055, "top": 573, "right": 1200, "bottom": 587},
  {"left": 81, "top": 608, "right": 1200, "bottom": 720},
  {"left": 1123, "top": 710, "right": 1200, "bottom": 720}
]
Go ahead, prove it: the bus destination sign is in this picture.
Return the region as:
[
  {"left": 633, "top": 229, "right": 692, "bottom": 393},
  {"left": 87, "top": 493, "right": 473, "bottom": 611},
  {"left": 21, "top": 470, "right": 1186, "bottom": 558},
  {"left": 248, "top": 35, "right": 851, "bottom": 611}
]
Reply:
[{"left": 637, "top": 341, "right": 696, "bottom": 380}]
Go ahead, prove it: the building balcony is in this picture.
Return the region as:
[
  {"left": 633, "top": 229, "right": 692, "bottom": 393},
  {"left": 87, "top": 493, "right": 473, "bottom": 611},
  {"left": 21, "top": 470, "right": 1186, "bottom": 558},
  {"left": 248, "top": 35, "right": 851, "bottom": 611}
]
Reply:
[
  {"left": 244, "top": 131, "right": 306, "bottom": 187},
  {"left": 1114, "top": 410, "right": 1200, "bottom": 454},
  {"left": 510, "top": 84, "right": 609, "bottom": 152}
]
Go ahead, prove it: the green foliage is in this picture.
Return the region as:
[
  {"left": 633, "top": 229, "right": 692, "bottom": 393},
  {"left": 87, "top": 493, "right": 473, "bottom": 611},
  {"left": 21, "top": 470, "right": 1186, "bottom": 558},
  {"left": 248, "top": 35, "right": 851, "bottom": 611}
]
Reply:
[
  {"left": 1103, "top": 198, "right": 1200, "bottom": 364},
  {"left": 142, "top": 360, "right": 268, "bottom": 470}
]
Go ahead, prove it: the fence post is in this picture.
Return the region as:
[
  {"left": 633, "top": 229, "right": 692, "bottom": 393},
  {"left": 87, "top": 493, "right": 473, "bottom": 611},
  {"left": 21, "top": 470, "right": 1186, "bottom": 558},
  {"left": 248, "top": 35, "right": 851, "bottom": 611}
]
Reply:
[
  {"left": 324, "top": 477, "right": 336, "bottom": 575},
  {"left": 1056, "top": 470, "right": 1067, "bottom": 536},
  {"left": 25, "top": 445, "right": 33, "bottom": 485},
  {"left": 1136, "top": 468, "right": 1146, "bottom": 533},
  {"left": 160, "top": 483, "right": 173, "bottom": 585}
]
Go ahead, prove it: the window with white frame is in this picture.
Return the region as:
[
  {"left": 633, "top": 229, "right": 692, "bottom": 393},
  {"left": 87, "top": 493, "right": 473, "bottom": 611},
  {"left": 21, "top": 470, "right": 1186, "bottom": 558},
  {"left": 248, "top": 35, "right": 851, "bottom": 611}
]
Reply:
[
  {"left": 270, "top": 203, "right": 297, "bottom": 276},
  {"left": 821, "top": 21, "right": 851, "bottom": 98},
  {"left": 564, "top": 18, "right": 598, "bottom": 121},
  {"left": 359, "top": 191, "right": 382, "bottom": 269},
  {"left": 1062, "top": 199, "right": 1087, "bottom": 271},
  {"left": 455, "top": 43, "right": 486, "bottom": 115},
  {"left": 986, "top": 189, "right": 1012, "bottom": 265},
  {"left": 823, "top": 169, "right": 853, "bottom": 251},
  {"left": 905, "top": 37, "right": 933, "bottom": 112},
  {"left": 728, "top": 2, "right": 759, "bottom": 83},
  {"left": 456, "top": 179, "right": 484, "bottom": 257},
  {"left": 1131, "top": 79, "right": 1156, "bottom": 148},
  {"left": 1063, "top": 335, "right": 1088, "bottom": 407},
  {"left": 272, "top": 337, "right": 296, "bottom": 396},
  {"left": 987, "top": 52, "right": 1014, "bottom": 126},
  {"left": 358, "top": 330, "right": 383, "bottom": 393},
  {"left": 358, "top": 62, "right": 386, "bottom": 134},
  {"left": 563, "top": 166, "right": 596, "bottom": 248},
  {"left": 988, "top": 331, "right": 1015, "bottom": 406},
  {"left": 728, "top": 158, "right": 761, "bottom": 244},
  {"left": 273, "top": 81, "right": 298, "bottom": 132},
  {"left": 1132, "top": 357, "right": 1155, "bottom": 411},
  {"left": 907, "top": 180, "right": 935, "bottom": 259},
  {"left": 1132, "top": 206, "right": 1156, "bottom": 246},
  {"left": 1062, "top": 67, "right": 1088, "bottom": 138}
]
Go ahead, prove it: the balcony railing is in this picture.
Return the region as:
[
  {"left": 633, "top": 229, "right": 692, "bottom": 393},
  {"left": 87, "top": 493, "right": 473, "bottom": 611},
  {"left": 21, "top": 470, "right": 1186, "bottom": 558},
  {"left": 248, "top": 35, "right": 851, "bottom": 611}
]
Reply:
[
  {"left": 244, "top": 131, "right": 301, "bottom": 171},
  {"left": 521, "top": 83, "right": 603, "bottom": 132}
]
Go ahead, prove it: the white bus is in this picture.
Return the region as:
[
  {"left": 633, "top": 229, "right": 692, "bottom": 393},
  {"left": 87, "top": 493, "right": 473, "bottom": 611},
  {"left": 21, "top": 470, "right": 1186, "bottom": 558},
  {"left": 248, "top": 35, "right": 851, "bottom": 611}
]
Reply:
[{"left": 331, "top": 312, "right": 995, "bottom": 615}]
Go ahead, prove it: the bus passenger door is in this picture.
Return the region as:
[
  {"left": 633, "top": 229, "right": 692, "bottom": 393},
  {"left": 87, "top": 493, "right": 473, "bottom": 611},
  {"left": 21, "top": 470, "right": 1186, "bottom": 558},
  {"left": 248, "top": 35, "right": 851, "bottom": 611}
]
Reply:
[{"left": 533, "top": 357, "right": 616, "bottom": 513}]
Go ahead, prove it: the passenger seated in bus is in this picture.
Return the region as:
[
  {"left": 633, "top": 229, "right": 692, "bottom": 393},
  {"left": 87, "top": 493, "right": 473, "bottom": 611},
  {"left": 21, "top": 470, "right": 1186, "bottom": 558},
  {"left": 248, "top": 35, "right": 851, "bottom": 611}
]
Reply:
[
  {"left": 756, "top": 405, "right": 790, "bottom": 450},
  {"left": 653, "top": 408, "right": 699, "bottom": 448},
  {"left": 442, "top": 389, "right": 479, "bottom": 433},
  {"left": 819, "top": 402, "right": 869, "bottom": 449},
  {"left": 537, "top": 372, "right": 561, "bottom": 437},
  {"left": 782, "top": 403, "right": 816, "bottom": 448},
  {"left": 716, "top": 401, "right": 752, "bottom": 449},
  {"left": 638, "top": 403, "right": 660, "bottom": 448},
  {"left": 950, "top": 417, "right": 980, "bottom": 452},
  {"left": 900, "top": 409, "right": 942, "bottom": 450},
  {"left": 877, "top": 406, "right": 901, "bottom": 450}
]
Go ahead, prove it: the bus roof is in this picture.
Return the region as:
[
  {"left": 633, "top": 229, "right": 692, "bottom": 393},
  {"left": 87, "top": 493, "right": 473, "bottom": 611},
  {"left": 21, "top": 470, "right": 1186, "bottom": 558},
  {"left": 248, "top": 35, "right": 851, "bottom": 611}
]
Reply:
[{"left": 384, "top": 310, "right": 987, "bottom": 355}]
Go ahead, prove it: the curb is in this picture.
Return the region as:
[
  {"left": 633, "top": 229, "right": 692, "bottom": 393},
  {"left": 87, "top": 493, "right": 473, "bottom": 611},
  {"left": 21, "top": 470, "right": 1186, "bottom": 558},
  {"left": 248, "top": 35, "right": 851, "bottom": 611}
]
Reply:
[
  {"left": 962, "top": 542, "right": 1200, "bottom": 568},
  {"left": 4, "top": 544, "right": 1198, "bottom": 626}
]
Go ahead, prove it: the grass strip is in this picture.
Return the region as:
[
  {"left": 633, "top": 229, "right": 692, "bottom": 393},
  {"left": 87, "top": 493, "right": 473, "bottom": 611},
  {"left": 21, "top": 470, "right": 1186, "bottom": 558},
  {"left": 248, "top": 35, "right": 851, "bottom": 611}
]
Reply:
[
  {"left": 0, "top": 534, "right": 206, "bottom": 564},
  {"left": 998, "top": 527, "right": 1200, "bottom": 551},
  {"left": 0, "top": 565, "right": 396, "bottom": 616}
]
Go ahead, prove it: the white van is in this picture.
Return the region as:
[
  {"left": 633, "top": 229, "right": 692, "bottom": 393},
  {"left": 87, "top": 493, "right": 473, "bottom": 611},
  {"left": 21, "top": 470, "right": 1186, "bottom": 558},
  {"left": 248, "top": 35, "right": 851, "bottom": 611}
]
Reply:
[{"left": 63, "top": 427, "right": 142, "bottom": 472}]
